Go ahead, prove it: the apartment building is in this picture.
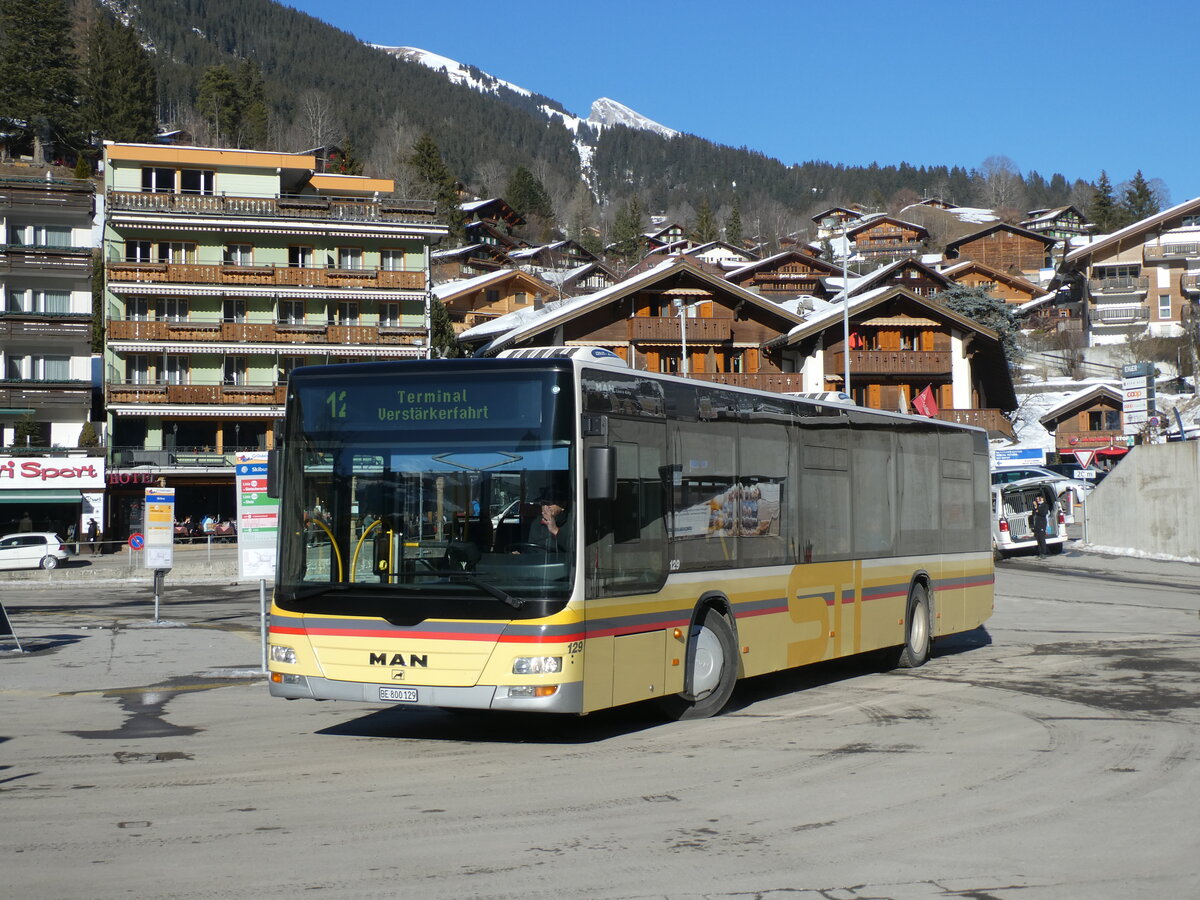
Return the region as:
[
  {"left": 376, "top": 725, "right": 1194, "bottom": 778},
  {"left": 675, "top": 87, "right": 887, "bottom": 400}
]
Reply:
[
  {"left": 0, "top": 174, "right": 96, "bottom": 450},
  {"left": 101, "top": 142, "right": 445, "bottom": 537}
]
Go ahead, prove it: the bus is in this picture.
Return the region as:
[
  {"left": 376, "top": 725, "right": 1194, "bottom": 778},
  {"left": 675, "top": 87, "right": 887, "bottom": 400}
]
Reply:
[{"left": 266, "top": 353, "right": 993, "bottom": 719}]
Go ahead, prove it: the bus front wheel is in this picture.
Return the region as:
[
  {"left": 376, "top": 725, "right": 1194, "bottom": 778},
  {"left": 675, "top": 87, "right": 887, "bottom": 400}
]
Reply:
[{"left": 658, "top": 606, "right": 737, "bottom": 720}]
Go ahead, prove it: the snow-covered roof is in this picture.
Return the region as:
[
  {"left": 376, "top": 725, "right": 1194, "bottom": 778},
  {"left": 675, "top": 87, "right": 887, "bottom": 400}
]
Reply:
[
  {"left": 1064, "top": 195, "right": 1200, "bottom": 265},
  {"left": 431, "top": 267, "right": 537, "bottom": 301}
]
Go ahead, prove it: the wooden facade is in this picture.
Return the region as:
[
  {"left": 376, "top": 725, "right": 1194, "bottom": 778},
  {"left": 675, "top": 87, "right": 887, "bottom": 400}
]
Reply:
[
  {"left": 1038, "top": 386, "right": 1126, "bottom": 455},
  {"left": 945, "top": 223, "right": 1054, "bottom": 276},
  {"left": 942, "top": 259, "right": 1044, "bottom": 305},
  {"left": 848, "top": 257, "right": 951, "bottom": 299},
  {"left": 846, "top": 216, "right": 928, "bottom": 260},
  {"left": 435, "top": 269, "right": 556, "bottom": 334},
  {"left": 725, "top": 250, "right": 840, "bottom": 298}
]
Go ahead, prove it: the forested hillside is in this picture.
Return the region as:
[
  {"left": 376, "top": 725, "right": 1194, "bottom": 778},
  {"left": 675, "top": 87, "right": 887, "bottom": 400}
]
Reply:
[{"left": 2, "top": 0, "right": 1124, "bottom": 249}]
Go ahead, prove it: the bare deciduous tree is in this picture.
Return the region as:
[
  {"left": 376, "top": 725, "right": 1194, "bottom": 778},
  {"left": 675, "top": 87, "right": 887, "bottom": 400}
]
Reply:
[{"left": 978, "top": 155, "right": 1025, "bottom": 211}]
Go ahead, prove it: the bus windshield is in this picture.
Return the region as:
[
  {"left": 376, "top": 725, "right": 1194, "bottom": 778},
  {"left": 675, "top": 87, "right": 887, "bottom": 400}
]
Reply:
[{"left": 276, "top": 365, "right": 576, "bottom": 616}]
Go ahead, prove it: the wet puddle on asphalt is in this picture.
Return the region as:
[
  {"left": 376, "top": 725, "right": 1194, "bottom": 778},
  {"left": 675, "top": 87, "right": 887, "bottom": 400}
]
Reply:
[{"left": 64, "top": 676, "right": 251, "bottom": 740}]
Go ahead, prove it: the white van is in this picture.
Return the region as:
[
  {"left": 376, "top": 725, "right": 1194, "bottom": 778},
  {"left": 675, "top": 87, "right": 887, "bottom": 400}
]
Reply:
[{"left": 991, "top": 481, "right": 1067, "bottom": 559}]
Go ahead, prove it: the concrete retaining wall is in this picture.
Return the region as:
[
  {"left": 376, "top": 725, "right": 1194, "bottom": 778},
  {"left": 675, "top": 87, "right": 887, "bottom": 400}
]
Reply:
[{"left": 1085, "top": 442, "right": 1200, "bottom": 559}]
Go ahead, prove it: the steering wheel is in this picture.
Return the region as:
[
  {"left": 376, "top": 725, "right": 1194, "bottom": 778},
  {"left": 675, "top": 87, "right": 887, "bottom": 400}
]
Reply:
[{"left": 506, "top": 542, "right": 548, "bottom": 555}]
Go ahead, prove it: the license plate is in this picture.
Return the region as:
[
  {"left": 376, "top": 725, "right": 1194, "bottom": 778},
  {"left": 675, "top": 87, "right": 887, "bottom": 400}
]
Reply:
[{"left": 379, "top": 687, "right": 418, "bottom": 702}]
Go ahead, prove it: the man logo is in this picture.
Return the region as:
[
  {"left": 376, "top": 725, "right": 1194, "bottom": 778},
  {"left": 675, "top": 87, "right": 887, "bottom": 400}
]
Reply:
[
  {"left": 369, "top": 652, "right": 428, "bottom": 667},
  {"left": 392, "top": 670, "right": 405, "bottom": 680}
]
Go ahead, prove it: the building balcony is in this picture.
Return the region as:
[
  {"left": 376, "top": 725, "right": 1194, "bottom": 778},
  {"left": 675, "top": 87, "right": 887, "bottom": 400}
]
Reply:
[
  {"left": 107, "top": 381, "right": 287, "bottom": 406},
  {"left": 0, "top": 313, "right": 92, "bottom": 341},
  {"left": 827, "top": 349, "right": 952, "bottom": 376},
  {"left": 684, "top": 371, "right": 805, "bottom": 392},
  {"left": 109, "top": 446, "right": 266, "bottom": 469},
  {"left": 1088, "top": 276, "right": 1148, "bottom": 295},
  {"left": 1091, "top": 305, "right": 1149, "bottom": 324},
  {"left": 0, "top": 244, "right": 93, "bottom": 272},
  {"left": 1144, "top": 241, "right": 1200, "bottom": 262},
  {"left": 0, "top": 175, "right": 94, "bottom": 209},
  {"left": 934, "top": 408, "right": 1016, "bottom": 440},
  {"left": 628, "top": 317, "right": 733, "bottom": 343},
  {"left": 106, "top": 318, "right": 426, "bottom": 345},
  {"left": 0, "top": 379, "right": 91, "bottom": 411},
  {"left": 1181, "top": 274, "right": 1200, "bottom": 296},
  {"left": 106, "top": 261, "right": 426, "bottom": 292},
  {"left": 106, "top": 190, "right": 436, "bottom": 225}
]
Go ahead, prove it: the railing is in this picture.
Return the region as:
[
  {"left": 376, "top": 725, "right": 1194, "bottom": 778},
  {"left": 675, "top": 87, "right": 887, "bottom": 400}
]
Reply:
[
  {"left": 628, "top": 317, "right": 732, "bottom": 342},
  {"left": 0, "top": 380, "right": 92, "bottom": 410},
  {"left": 107, "top": 190, "right": 437, "bottom": 225},
  {"left": 0, "top": 316, "right": 91, "bottom": 340},
  {"left": 0, "top": 246, "right": 93, "bottom": 270},
  {"left": 110, "top": 447, "right": 262, "bottom": 469},
  {"left": 106, "top": 319, "right": 425, "bottom": 345},
  {"left": 1091, "top": 305, "right": 1150, "bottom": 324},
  {"left": 106, "top": 261, "right": 426, "bottom": 291},
  {"left": 934, "top": 408, "right": 1015, "bottom": 439},
  {"left": 827, "top": 349, "right": 952, "bottom": 375},
  {"left": 1182, "top": 274, "right": 1200, "bottom": 294},
  {"left": 684, "top": 371, "right": 805, "bottom": 392},
  {"left": 1088, "top": 276, "right": 1148, "bottom": 294},
  {"left": 107, "top": 382, "right": 287, "bottom": 406},
  {"left": 1144, "top": 241, "right": 1200, "bottom": 262}
]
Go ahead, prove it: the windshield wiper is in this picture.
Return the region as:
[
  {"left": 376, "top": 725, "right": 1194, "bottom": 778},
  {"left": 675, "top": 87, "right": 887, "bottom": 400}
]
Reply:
[{"left": 447, "top": 572, "right": 525, "bottom": 609}]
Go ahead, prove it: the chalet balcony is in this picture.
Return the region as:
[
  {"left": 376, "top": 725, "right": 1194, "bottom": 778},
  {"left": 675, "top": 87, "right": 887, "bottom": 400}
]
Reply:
[
  {"left": 1091, "top": 305, "right": 1150, "bottom": 324},
  {"left": 934, "top": 408, "right": 1016, "bottom": 440},
  {"left": 684, "top": 371, "right": 805, "bottom": 392},
  {"left": 0, "top": 244, "right": 93, "bottom": 272},
  {"left": 106, "top": 318, "right": 425, "bottom": 345},
  {"left": 1144, "top": 241, "right": 1200, "bottom": 262},
  {"left": 107, "top": 382, "right": 287, "bottom": 406},
  {"left": 0, "top": 174, "right": 94, "bottom": 208},
  {"left": 0, "top": 379, "right": 91, "bottom": 411},
  {"left": 0, "top": 313, "right": 91, "bottom": 341},
  {"left": 628, "top": 317, "right": 732, "bottom": 343},
  {"left": 1181, "top": 274, "right": 1200, "bottom": 295},
  {"left": 1088, "top": 276, "right": 1148, "bottom": 295},
  {"left": 106, "top": 261, "right": 426, "bottom": 292},
  {"left": 827, "top": 349, "right": 952, "bottom": 376},
  {"left": 107, "top": 190, "right": 436, "bottom": 225}
]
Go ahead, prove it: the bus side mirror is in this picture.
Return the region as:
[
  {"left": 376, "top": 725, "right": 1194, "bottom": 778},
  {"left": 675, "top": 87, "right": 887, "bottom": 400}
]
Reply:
[
  {"left": 586, "top": 446, "right": 616, "bottom": 501},
  {"left": 266, "top": 449, "right": 280, "bottom": 498}
]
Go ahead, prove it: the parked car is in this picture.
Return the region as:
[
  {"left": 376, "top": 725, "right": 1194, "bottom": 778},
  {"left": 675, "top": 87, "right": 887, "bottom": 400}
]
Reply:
[
  {"left": 991, "top": 465, "right": 1093, "bottom": 524},
  {"left": 991, "top": 482, "right": 1067, "bottom": 560},
  {"left": 0, "top": 532, "right": 76, "bottom": 570}
]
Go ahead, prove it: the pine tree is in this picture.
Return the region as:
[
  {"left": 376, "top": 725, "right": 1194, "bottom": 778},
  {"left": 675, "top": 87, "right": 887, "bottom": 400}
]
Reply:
[
  {"left": 13, "top": 414, "right": 43, "bottom": 448},
  {"left": 725, "top": 198, "right": 743, "bottom": 246},
  {"left": 1121, "top": 170, "right": 1160, "bottom": 224},
  {"left": 506, "top": 165, "right": 553, "bottom": 221},
  {"left": 429, "top": 298, "right": 461, "bottom": 358},
  {"left": 610, "top": 195, "right": 646, "bottom": 268},
  {"left": 78, "top": 421, "right": 99, "bottom": 448},
  {"left": 934, "top": 284, "right": 1021, "bottom": 366},
  {"left": 83, "top": 15, "right": 158, "bottom": 144},
  {"left": 692, "top": 197, "right": 718, "bottom": 243},
  {"left": 409, "top": 133, "right": 465, "bottom": 244},
  {"left": 197, "top": 64, "right": 240, "bottom": 147},
  {"left": 0, "top": 0, "right": 80, "bottom": 159},
  {"left": 1087, "top": 171, "right": 1118, "bottom": 233},
  {"left": 236, "top": 60, "right": 269, "bottom": 149}
]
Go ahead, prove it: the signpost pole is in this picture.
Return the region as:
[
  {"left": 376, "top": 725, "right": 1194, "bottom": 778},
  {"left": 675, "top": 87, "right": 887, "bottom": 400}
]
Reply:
[{"left": 259, "top": 578, "right": 268, "bottom": 674}]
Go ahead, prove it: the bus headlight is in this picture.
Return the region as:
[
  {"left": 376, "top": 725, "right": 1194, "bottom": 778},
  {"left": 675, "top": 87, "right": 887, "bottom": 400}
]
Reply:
[
  {"left": 270, "top": 644, "right": 297, "bottom": 664},
  {"left": 512, "top": 656, "right": 562, "bottom": 675}
]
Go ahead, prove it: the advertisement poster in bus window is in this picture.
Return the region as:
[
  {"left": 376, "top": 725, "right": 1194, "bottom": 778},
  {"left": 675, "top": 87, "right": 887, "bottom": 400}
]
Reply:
[{"left": 675, "top": 482, "right": 780, "bottom": 539}]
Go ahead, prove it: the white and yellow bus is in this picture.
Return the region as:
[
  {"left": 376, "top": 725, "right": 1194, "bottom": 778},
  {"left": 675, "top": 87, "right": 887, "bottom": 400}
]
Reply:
[{"left": 267, "top": 352, "right": 993, "bottom": 719}]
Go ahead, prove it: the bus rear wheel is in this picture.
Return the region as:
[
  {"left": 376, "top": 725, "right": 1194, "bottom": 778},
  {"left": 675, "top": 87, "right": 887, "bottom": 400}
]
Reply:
[
  {"left": 658, "top": 607, "right": 737, "bottom": 720},
  {"left": 893, "top": 582, "right": 932, "bottom": 669}
]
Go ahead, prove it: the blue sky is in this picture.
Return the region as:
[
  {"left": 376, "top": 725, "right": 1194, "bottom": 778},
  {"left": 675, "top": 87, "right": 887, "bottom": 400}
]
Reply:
[{"left": 285, "top": 0, "right": 1200, "bottom": 204}]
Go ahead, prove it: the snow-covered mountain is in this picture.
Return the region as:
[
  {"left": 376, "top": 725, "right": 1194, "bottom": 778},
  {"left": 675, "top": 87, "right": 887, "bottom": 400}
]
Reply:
[{"left": 370, "top": 45, "right": 678, "bottom": 139}]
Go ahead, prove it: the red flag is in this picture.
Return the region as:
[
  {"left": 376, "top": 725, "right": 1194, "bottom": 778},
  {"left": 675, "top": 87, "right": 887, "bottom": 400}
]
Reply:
[{"left": 913, "top": 385, "right": 939, "bottom": 417}]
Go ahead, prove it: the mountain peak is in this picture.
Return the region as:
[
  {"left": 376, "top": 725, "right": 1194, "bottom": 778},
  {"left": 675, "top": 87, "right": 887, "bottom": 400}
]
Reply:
[{"left": 588, "top": 97, "right": 678, "bottom": 139}]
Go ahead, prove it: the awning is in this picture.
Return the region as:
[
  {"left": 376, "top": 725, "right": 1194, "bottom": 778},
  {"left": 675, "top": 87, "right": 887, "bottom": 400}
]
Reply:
[
  {"left": 859, "top": 316, "right": 940, "bottom": 327},
  {"left": 0, "top": 489, "right": 83, "bottom": 504}
]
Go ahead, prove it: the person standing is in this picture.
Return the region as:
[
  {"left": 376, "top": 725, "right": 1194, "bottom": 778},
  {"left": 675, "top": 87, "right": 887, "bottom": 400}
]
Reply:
[
  {"left": 86, "top": 518, "right": 99, "bottom": 555},
  {"left": 18, "top": 511, "right": 33, "bottom": 532},
  {"left": 1030, "top": 494, "right": 1050, "bottom": 559}
]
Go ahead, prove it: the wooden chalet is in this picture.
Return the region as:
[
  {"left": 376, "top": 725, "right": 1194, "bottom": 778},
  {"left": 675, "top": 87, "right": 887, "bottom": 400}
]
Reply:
[
  {"left": 778, "top": 285, "right": 1017, "bottom": 438},
  {"left": 724, "top": 250, "right": 841, "bottom": 299},
  {"left": 461, "top": 198, "right": 527, "bottom": 251},
  {"left": 847, "top": 257, "right": 952, "bottom": 299},
  {"left": 1021, "top": 205, "right": 1091, "bottom": 241},
  {"left": 1054, "top": 195, "right": 1200, "bottom": 347},
  {"left": 914, "top": 197, "right": 955, "bottom": 210},
  {"left": 431, "top": 243, "right": 512, "bottom": 283},
  {"left": 459, "top": 256, "right": 810, "bottom": 392},
  {"left": 1037, "top": 385, "right": 1127, "bottom": 460},
  {"left": 644, "top": 222, "right": 687, "bottom": 251},
  {"left": 433, "top": 268, "right": 557, "bottom": 334},
  {"left": 941, "top": 259, "right": 1045, "bottom": 305},
  {"left": 537, "top": 260, "right": 619, "bottom": 298},
  {"left": 508, "top": 239, "right": 600, "bottom": 270},
  {"left": 944, "top": 222, "right": 1055, "bottom": 277},
  {"left": 684, "top": 240, "right": 758, "bottom": 269},
  {"left": 846, "top": 216, "right": 928, "bottom": 261},
  {"left": 811, "top": 206, "right": 864, "bottom": 239}
]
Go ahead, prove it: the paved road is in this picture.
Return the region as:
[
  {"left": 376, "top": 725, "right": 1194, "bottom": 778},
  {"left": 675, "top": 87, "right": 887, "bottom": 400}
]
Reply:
[{"left": 3, "top": 548, "right": 1199, "bottom": 899}]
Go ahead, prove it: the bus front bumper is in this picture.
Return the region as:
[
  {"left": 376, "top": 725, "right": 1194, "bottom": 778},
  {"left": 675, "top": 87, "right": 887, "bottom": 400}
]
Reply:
[{"left": 269, "top": 673, "right": 584, "bottom": 714}]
